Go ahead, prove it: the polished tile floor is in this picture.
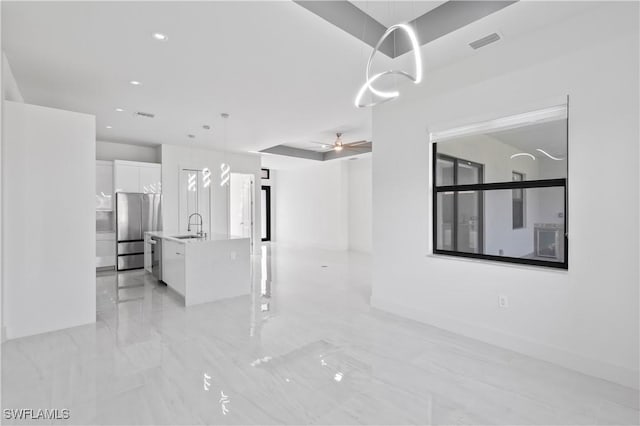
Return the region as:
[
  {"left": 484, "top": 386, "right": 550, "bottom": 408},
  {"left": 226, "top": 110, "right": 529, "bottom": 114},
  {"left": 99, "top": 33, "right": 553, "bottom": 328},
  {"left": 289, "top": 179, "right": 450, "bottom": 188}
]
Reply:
[{"left": 2, "top": 244, "right": 639, "bottom": 425}]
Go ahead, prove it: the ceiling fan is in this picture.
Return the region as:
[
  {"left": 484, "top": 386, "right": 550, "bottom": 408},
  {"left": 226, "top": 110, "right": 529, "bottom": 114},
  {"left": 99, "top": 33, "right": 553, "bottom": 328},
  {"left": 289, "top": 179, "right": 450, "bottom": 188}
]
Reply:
[{"left": 310, "top": 133, "right": 370, "bottom": 152}]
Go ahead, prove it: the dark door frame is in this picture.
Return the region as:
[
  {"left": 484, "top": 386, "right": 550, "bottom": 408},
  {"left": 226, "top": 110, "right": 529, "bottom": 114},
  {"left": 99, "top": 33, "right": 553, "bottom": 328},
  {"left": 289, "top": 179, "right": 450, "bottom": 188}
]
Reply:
[{"left": 261, "top": 185, "right": 271, "bottom": 241}]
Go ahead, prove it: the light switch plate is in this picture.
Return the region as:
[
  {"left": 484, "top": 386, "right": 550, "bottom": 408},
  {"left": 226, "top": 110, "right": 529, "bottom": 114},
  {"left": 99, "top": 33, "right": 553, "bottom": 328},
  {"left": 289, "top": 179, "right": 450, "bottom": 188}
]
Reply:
[{"left": 499, "top": 295, "right": 509, "bottom": 308}]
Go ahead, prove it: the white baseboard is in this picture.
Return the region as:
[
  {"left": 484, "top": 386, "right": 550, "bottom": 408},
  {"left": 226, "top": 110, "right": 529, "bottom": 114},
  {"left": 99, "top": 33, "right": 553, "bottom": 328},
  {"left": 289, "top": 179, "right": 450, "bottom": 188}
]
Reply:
[
  {"left": 371, "top": 296, "right": 639, "bottom": 390},
  {"left": 6, "top": 316, "right": 95, "bottom": 341}
]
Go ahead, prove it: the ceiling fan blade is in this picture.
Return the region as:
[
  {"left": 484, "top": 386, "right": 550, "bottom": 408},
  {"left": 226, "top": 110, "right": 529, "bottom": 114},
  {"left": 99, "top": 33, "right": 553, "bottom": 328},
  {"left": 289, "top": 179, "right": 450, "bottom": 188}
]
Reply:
[
  {"left": 308, "top": 141, "right": 332, "bottom": 146},
  {"left": 344, "top": 140, "right": 369, "bottom": 146}
]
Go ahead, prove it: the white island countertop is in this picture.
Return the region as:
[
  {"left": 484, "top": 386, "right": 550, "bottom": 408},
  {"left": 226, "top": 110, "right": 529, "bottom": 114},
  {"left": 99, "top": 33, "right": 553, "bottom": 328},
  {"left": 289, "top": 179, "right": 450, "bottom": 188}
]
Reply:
[
  {"left": 144, "top": 231, "right": 250, "bottom": 306},
  {"left": 145, "top": 231, "right": 248, "bottom": 244}
]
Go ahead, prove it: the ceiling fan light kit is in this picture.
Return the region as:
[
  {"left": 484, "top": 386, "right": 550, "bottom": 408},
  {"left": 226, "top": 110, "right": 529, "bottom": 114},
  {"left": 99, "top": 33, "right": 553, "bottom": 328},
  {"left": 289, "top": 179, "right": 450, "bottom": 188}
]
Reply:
[
  {"left": 355, "top": 23, "right": 423, "bottom": 108},
  {"left": 309, "top": 132, "right": 370, "bottom": 153}
]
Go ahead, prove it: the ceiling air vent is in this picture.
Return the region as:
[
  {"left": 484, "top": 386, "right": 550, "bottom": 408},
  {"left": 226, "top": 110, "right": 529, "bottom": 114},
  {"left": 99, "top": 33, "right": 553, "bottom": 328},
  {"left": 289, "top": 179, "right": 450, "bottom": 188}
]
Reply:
[
  {"left": 469, "top": 33, "right": 501, "bottom": 50},
  {"left": 134, "top": 111, "right": 155, "bottom": 119}
]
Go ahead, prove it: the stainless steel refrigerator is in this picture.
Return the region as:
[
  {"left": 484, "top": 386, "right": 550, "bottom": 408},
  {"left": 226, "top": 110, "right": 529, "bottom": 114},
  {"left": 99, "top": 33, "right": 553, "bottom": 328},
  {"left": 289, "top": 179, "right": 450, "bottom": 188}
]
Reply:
[{"left": 116, "top": 193, "right": 162, "bottom": 271}]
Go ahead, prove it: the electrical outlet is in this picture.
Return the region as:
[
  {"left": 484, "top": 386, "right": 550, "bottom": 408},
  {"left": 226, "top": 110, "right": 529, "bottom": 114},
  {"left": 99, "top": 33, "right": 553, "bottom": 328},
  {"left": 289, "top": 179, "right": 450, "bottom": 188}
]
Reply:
[{"left": 498, "top": 295, "right": 509, "bottom": 308}]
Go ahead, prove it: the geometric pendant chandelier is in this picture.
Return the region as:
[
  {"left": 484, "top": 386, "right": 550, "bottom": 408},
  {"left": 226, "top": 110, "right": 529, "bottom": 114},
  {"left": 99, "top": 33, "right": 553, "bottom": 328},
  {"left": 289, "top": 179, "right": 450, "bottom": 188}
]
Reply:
[{"left": 355, "top": 23, "right": 423, "bottom": 108}]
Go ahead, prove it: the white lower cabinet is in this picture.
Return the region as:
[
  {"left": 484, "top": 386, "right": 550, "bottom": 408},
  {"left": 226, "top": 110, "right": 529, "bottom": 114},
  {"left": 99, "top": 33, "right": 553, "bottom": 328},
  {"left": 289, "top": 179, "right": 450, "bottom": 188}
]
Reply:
[
  {"left": 96, "top": 232, "right": 116, "bottom": 268},
  {"left": 162, "top": 239, "right": 185, "bottom": 296}
]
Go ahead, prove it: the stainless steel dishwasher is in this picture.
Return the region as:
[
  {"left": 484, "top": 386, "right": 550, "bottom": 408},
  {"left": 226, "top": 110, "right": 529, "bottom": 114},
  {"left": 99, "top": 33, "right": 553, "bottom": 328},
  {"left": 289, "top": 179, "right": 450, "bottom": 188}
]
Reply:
[{"left": 150, "top": 237, "right": 164, "bottom": 282}]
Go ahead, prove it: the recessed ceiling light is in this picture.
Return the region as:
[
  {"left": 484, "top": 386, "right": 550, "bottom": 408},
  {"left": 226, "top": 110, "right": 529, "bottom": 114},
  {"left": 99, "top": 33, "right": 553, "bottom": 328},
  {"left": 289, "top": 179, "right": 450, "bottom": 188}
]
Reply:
[
  {"left": 152, "top": 32, "right": 168, "bottom": 41},
  {"left": 129, "top": 80, "right": 141, "bottom": 86},
  {"left": 115, "top": 108, "right": 124, "bottom": 112},
  {"left": 106, "top": 125, "right": 113, "bottom": 129}
]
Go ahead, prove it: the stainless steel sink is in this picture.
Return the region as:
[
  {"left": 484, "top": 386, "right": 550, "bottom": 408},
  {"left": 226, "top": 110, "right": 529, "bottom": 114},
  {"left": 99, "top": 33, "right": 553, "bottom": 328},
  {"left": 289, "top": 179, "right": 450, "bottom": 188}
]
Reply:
[{"left": 172, "top": 235, "right": 201, "bottom": 240}]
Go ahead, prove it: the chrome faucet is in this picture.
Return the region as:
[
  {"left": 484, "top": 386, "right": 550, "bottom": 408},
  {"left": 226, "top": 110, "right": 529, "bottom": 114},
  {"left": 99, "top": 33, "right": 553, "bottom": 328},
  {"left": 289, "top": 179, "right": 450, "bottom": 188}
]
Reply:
[{"left": 187, "top": 213, "right": 206, "bottom": 238}]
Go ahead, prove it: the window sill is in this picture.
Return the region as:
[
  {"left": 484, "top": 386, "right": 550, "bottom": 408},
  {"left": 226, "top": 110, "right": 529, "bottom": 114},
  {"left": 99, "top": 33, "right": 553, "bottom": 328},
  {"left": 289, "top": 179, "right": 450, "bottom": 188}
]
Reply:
[{"left": 425, "top": 252, "right": 569, "bottom": 274}]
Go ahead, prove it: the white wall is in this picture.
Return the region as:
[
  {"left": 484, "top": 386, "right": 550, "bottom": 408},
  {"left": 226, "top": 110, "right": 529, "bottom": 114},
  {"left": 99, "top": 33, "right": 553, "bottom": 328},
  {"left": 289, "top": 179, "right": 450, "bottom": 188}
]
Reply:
[
  {"left": 371, "top": 2, "right": 639, "bottom": 389},
  {"left": 274, "top": 161, "right": 349, "bottom": 250},
  {"left": 97, "top": 140, "right": 160, "bottom": 163},
  {"left": 2, "top": 52, "right": 24, "bottom": 103},
  {"left": 2, "top": 54, "right": 25, "bottom": 338},
  {"left": 348, "top": 156, "right": 372, "bottom": 253},
  {"left": 270, "top": 157, "right": 372, "bottom": 252},
  {"left": 161, "top": 145, "right": 261, "bottom": 253},
  {"left": 229, "top": 173, "right": 254, "bottom": 239},
  {"left": 0, "top": 31, "right": 2, "bottom": 348},
  {"left": 3, "top": 101, "right": 96, "bottom": 339}
]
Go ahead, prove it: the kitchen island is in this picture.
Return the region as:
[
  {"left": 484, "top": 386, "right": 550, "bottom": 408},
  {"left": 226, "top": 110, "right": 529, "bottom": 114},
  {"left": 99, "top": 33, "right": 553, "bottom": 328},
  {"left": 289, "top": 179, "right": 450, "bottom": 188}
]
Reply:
[{"left": 145, "top": 231, "right": 250, "bottom": 306}]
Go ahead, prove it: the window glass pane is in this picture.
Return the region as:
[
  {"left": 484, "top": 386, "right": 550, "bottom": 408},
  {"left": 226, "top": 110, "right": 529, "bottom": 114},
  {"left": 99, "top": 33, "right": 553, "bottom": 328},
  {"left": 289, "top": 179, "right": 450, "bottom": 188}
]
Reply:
[
  {"left": 512, "top": 171, "right": 525, "bottom": 229},
  {"left": 456, "top": 190, "right": 482, "bottom": 253},
  {"left": 435, "top": 118, "right": 567, "bottom": 184},
  {"left": 457, "top": 161, "right": 482, "bottom": 185},
  {"left": 436, "top": 157, "right": 455, "bottom": 186},
  {"left": 435, "top": 192, "right": 455, "bottom": 251},
  {"left": 435, "top": 186, "right": 565, "bottom": 263},
  {"left": 512, "top": 196, "right": 524, "bottom": 228}
]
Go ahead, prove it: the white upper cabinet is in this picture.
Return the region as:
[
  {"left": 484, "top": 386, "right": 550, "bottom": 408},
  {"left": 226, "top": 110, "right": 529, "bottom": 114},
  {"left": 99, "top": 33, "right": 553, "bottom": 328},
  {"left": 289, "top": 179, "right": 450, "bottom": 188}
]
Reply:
[
  {"left": 96, "top": 160, "right": 114, "bottom": 210},
  {"left": 139, "top": 165, "right": 162, "bottom": 194},
  {"left": 114, "top": 160, "right": 162, "bottom": 194},
  {"left": 114, "top": 164, "right": 140, "bottom": 193}
]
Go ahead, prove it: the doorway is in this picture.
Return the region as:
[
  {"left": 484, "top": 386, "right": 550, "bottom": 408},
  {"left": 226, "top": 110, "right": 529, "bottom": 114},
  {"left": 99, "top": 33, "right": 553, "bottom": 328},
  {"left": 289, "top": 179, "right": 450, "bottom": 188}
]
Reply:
[{"left": 229, "top": 173, "right": 255, "bottom": 248}]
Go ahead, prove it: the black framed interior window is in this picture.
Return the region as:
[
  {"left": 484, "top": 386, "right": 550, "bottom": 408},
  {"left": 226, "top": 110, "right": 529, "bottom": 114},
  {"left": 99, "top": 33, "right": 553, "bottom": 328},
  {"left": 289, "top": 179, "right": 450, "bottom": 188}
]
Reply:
[{"left": 431, "top": 106, "right": 568, "bottom": 269}]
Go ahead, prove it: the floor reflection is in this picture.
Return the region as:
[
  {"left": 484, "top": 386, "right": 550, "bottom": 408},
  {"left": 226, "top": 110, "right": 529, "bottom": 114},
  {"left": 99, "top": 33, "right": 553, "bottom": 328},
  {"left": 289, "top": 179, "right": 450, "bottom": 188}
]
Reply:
[
  {"left": 1, "top": 244, "right": 637, "bottom": 425},
  {"left": 250, "top": 244, "right": 274, "bottom": 337}
]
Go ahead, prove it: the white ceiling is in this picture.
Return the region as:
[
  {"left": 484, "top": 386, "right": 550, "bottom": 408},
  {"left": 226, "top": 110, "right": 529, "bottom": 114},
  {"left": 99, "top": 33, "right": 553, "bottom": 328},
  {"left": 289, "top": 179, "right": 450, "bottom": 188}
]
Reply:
[
  {"left": 261, "top": 149, "right": 371, "bottom": 171},
  {"left": 283, "top": 131, "right": 367, "bottom": 152},
  {"left": 351, "top": 1, "right": 447, "bottom": 28},
  {"left": 2, "top": 1, "right": 388, "bottom": 151},
  {"left": 2, "top": 1, "right": 598, "bottom": 162},
  {"left": 489, "top": 119, "right": 568, "bottom": 157}
]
